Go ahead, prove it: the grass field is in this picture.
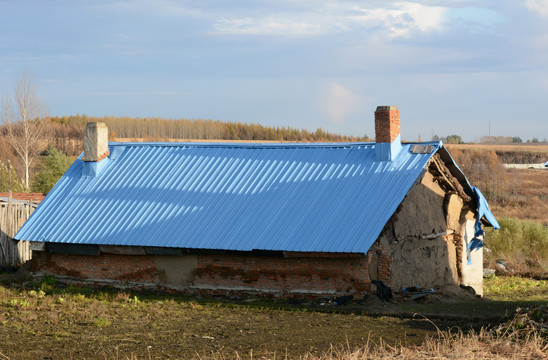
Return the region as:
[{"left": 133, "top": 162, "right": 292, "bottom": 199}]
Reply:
[
  {"left": 484, "top": 217, "right": 548, "bottom": 273},
  {"left": 446, "top": 143, "right": 548, "bottom": 154},
  {"left": 490, "top": 168, "right": 548, "bottom": 224},
  {"left": 0, "top": 275, "right": 546, "bottom": 359}
]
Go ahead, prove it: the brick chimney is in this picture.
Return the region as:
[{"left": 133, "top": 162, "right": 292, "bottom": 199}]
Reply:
[
  {"left": 375, "top": 105, "right": 402, "bottom": 161},
  {"left": 83, "top": 122, "right": 109, "bottom": 162}
]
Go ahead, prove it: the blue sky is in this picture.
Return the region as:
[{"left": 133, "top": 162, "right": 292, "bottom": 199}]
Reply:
[{"left": 1, "top": 0, "right": 548, "bottom": 142}]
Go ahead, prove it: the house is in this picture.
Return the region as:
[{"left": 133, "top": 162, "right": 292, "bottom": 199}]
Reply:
[{"left": 15, "top": 106, "right": 499, "bottom": 297}]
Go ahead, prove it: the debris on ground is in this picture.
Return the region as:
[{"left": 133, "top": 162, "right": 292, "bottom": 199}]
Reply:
[
  {"left": 495, "top": 259, "right": 521, "bottom": 275},
  {"left": 402, "top": 287, "right": 435, "bottom": 300},
  {"left": 493, "top": 305, "right": 548, "bottom": 343},
  {"left": 372, "top": 280, "right": 394, "bottom": 302},
  {"left": 334, "top": 295, "right": 353, "bottom": 306}
]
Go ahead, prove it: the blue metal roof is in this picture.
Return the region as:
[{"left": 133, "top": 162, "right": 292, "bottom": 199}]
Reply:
[{"left": 16, "top": 141, "right": 470, "bottom": 253}]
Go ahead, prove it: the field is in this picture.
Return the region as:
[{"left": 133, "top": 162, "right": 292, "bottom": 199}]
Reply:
[
  {"left": 446, "top": 143, "right": 548, "bottom": 153},
  {"left": 446, "top": 143, "right": 548, "bottom": 164},
  {"left": 0, "top": 274, "right": 546, "bottom": 359},
  {"left": 490, "top": 168, "right": 548, "bottom": 224},
  {"left": 445, "top": 143, "right": 548, "bottom": 224}
]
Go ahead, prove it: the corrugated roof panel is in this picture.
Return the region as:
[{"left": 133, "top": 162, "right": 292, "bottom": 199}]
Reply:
[{"left": 16, "top": 142, "right": 447, "bottom": 253}]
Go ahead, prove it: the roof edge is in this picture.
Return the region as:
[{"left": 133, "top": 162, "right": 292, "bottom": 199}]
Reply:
[{"left": 436, "top": 144, "right": 499, "bottom": 229}]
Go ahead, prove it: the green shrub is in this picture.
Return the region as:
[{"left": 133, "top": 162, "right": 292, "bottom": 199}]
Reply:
[
  {"left": 485, "top": 217, "right": 548, "bottom": 270},
  {"left": 31, "top": 147, "right": 72, "bottom": 194},
  {"left": 34, "top": 275, "right": 58, "bottom": 293},
  {"left": 92, "top": 316, "right": 112, "bottom": 328}
]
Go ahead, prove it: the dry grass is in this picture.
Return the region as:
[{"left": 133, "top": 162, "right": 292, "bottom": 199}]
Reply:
[
  {"left": 193, "top": 307, "right": 548, "bottom": 359},
  {"left": 491, "top": 169, "right": 548, "bottom": 225},
  {"left": 446, "top": 143, "right": 548, "bottom": 153},
  {"left": 301, "top": 330, "right": 547, "bottom": 360}
]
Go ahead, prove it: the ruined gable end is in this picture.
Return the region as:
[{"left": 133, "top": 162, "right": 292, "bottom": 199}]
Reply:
[{"left": 369, "top": 152, "right": 483, "bottom": 293}]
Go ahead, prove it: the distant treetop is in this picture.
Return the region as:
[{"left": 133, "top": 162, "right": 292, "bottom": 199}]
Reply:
[{"left": 46, "top": 115, "right": 368, "bottom": 157}]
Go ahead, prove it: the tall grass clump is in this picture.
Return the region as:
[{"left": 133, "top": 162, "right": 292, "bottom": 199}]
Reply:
[{"left": 485, "top": 217, "right": 548, "bottom": 271}]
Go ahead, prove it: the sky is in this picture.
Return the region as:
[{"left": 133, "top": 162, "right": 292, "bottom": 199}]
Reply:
[{"left": 1, "top": 0, "right": 548, "bottom": 142}]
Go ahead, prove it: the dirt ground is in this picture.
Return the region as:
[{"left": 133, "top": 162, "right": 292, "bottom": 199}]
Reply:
[
  {"left": 0, "top": 288, "right": 468, "bottom": 359},
  {"left": 1, "top": 271, "right": 544, "bottom": 359}
]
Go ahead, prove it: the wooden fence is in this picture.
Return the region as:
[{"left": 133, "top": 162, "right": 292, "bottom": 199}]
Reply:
[{"left": 0, "top": 199, "right": 36, "bottom": 267}]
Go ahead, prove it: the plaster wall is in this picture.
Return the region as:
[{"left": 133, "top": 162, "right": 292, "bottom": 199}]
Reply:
[
  {"left": 393, "top": 172, "right": 447, "bottom": 239},
  {"left": 378, "top": 170, "right": 461, "bottom": 291},
  {"left": 461, "top": 220, "right": 484, "bottom": 295},
  {"left": 153, "top": 255, "right": 198, "bottom": 286}
]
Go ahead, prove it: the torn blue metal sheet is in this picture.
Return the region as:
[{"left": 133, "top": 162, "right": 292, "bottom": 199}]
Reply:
[
  {"left": 473, "top": 186, "right": 500, "bottom": 237},
  {"left": 466, "top": 186, "right": 500, "bottom": 263}
]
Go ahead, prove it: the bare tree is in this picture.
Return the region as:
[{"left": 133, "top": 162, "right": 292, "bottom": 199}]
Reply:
[{"left": 1, "top": 72, "right": 50, "bottom": 188}]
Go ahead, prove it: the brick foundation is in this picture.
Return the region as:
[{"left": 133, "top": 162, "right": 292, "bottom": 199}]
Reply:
[
  {"left": 31, "top": 249, "right": 394, "bottom": 297},
  {"left": 195, "top": 253, "right": 370, "bottom": 296},
  {"left": 32, "top": 252, "right": 161, "bottom": 283}
]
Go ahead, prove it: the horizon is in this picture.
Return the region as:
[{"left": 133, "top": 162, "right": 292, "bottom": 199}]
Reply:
[{"left": 1, "top": 1, "right": 548, "bottom": 142}]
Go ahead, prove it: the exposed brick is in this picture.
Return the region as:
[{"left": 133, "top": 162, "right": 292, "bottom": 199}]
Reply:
[
  {"left": 194, "top": 254, "right": 370, "bottom": 296},
  {"left": 33, "top": 252, "right": 161, "bottom": 283},
  {"left": 32, "top": 250, "right": 383, "bottom": 297},
  {"left": 375, "top": 106, "right": 400, "bottom": 143}
]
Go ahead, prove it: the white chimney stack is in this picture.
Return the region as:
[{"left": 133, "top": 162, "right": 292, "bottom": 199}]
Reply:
[{"left": 83, "top": 122, "right": 109, "bottom": 162}]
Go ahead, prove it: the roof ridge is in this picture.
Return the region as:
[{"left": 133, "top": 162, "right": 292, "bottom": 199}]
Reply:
[{"left": 108, "top": 142, "right": 376, "bottom": 149}]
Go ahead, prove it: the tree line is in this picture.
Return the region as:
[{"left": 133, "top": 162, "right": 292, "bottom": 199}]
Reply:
[
  {"left": 47, "top": 115, "right": 367, "bottom": 156},
  {"left": 478, "top": 136, "right": 548, "bottom": 144}
]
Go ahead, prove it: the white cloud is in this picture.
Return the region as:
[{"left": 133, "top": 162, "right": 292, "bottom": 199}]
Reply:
[
  {"left": 525, "top": 0, "right": 548, "bottom": 16},
  {"left": 351, "top": 2, "right": 448, "bottom": 38},
  {"left": 325, "top": 83, "right": 358, "bottom": 124},
  {"left": 401, "top": 3, "right": 447, "bottom": 32},
  {"left": 213, "top": 2, "right": 448, "bottom": 38},
  {"left": 94, "top": 1, "right": 496, "bottom": 40}
]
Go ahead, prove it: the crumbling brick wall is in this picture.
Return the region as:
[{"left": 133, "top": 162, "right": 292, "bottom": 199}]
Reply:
[
  {"left": 194, "top": 253, "right": 370, "bottom": 296},
  {"left": 32, "top": 252, "right": 161, "bottom": 284},
  {"left": 32, "top": 250, "right": 372, "bottom": 297}
]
